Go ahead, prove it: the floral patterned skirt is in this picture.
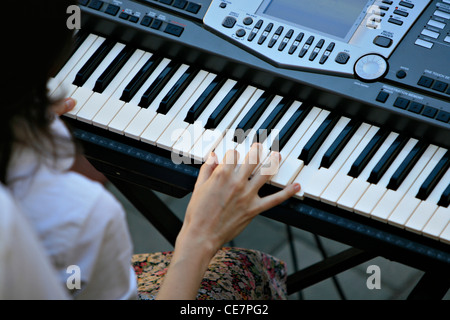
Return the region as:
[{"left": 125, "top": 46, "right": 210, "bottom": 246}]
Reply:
[{"left": 131, "top": 247, "right": 287, "bottom": 300}]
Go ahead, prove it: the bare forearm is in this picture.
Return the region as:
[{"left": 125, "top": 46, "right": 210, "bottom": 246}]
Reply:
[{"left": 156, "top": 233, "right": 217, "bottom": 300}]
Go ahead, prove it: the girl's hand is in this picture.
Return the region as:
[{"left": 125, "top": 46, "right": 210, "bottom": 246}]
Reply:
[
  {"left": 157, "top": 143, "right": 300, "bottom": 300},
  {"left": 52, "top": 97, "right": 76, "bottom": 116},
  {"left": 178, "top": 143, "right": 300, "bottom": 256}
]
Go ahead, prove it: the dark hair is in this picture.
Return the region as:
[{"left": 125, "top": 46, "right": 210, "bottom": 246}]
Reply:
[{"left": 1, "top": 1, "right": 76, "bottom": 184}]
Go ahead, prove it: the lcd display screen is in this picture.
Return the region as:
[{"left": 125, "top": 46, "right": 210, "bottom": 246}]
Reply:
[{"left": 261, "top": 0, "right": 371, "bottom": 40}]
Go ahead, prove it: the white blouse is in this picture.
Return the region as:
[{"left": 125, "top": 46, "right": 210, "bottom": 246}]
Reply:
[{"left": 7, "top": 117, "right": 138, "bottom": 299}]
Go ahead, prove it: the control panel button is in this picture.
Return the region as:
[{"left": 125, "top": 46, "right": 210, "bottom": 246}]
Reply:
[
  {"left": 394, "top": 97, "right": 409, "bottom": 109},
  {"left": 222, "top": 16, "right": 237, "bottom": 28},
  {"left": 432, "top": 81, "right": 448, "bottom": 92},
  {"left": 335, "top": 52, "right": 350, "bottom": 64},
  {"left": 174, "top": 0, "right": 188, "bottom": 9},
  {"left": 373, "top": 35, "right": 393, "bottom": 48},
  {"left": 119, "top": 12, "right": 130, "bottom": 20},
  {"left": 396, "top": 70, "right": 407, "bottom": 79},
  {"left": 417, "top": 76, "right": 434, "bottom": 88},
  {"left": 236, "top": 28, "right": 246, "bottom": 38},
  {"left": 388, "top": 17, "right": 403, "bottom": 25},
  {"left": 399, "top": 1, "right": 414, "bottom": 8},
  {"left": 436, "top": 111, "right": 450, "bottom": 123},
  {"left": 408, "top": 102, "right": 424, "bottom": 114},
  {"left": 422, "top": 106, "right": 438, "bottom": 118},
  {"left": 151, "top": 19, "right": 163, "bottom": 30},
  {"left": 186, "top": 2, "right": 201, "bottom": 14},
  {"left": 414, "top": 39, "right": 433, "bottom": 49},
  {"left": 88, "top": 0, "right": 103, "bottom": 10},
  {"left": 243, "top": 17, "right": 253, "bottom": 25},
  {"left": 141, "top": 16, "right": 153, "bottom": 27},
  {"left": 105, "top": 4, "right": 120, "bottom": 16},
  {"left": 165, "top": 23, "right": 184, "bottom": 37},
  {"left": 376, "top": 91, "right": 389, "bottom": 103}
]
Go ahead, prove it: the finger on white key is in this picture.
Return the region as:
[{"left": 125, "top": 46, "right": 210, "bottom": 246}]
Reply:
[
  {"left": 190, "top": 86, "right": 258, "bottom": 162},
  {"left": 67, "top": 87, "right": 94, "bottom": 119}
]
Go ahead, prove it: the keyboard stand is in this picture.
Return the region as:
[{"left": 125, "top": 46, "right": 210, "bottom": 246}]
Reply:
[{"left": 70, "top": 123, "right": 450, "bottom": 299}]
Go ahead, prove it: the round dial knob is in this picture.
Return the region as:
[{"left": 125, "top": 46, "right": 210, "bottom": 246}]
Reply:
[{"left": 354, "top": 54, "right": 388, "bottom": 82}]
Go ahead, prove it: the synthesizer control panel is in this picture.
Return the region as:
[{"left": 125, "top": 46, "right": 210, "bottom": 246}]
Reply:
[{"left": 203, "top": 0, "right": 431, "bottom": 81}]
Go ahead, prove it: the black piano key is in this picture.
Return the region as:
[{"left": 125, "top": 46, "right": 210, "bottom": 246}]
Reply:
[
  {"left": 93, "top": 45, "right": 136, "bottom": 93},
  {"left": 234, "top": 92, "right": 275, "bottom": 143},
  {"left": 120, "top": 54, "right": 163, "bottom": 102},
  {"left": 416, "top": 151, "right": 450, "bottom": 200},
  {"left": 320, "top": 119, "right": 361, "bottom": 169},
  {"left": 298, "top": 113, "right": 340, "bottom": 165},
  {"left": 255, "top": 97, "right": 294, "bottom": 143},
  {"left": 367, "top": 134, "right": 408, "bottom": 184},
  {"left": 139, "top": 60, "right": 182, "bottom": 108},
  {"left": 437, "top": 183, "right": 450, "bottom": 207},
  {"left": 204, "top": 82, "right": 247, "bottom": 129},
  {"left": 184, "top": 75, "right": 227, "bottom": 124},
  {"left": 271, "top": 103, "right": 312, "bottom": 152},
  {"left": 73, "top": 38, "right": 116, "bottom": 87},
  {"left": 348, "top": 128, "right": 390, "bottom": 178},
  {"left": 157, "top": 66, "right": 200, "bottom": 114},
  {"left": 387, "top": 141, "right": 428, "bottom": 190}
]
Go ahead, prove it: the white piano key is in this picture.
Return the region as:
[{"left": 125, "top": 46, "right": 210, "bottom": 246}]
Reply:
[
  {"left": 270, "top": 108, "right": 326, "bottom": 188},
  {"left": 189, "top": 86, "right": 258, "bottom": 162},
  {"left": 108, "top": 56, "right": 171, "bottom": 134},
  {"left": 422, "top": 206, "right": 450, "bottom": 240},
  {"left": 140, "top": 70, "right": 209, "bottom": 145},
  {"left": 74, "top": 43, "right": 127, "bottom": 122},
  {"left": 355, "top": 137, "right": 418, "bottom": 218},
  {"left": 88, "top": 49, "right": 146, "bottom": 128},
  {"left": 213, "top": 89, "right": 265, "bottom": 163},
  {"left": 369, "top": 138, "right": 421, "bottom": 221},
  {"left": 307, "top": 123, "right": 371, "bottom": 200},
  {"left": 439, "top": 221, "right": 450, "bottom": 244},
  {"left": 171, "top": 79, "right": 240, "bottom": 156},
  {"left": 294, "top": 116, "right": 351, "bottom": 199},
  {"left": 252, "top": 101, "right": 302, "bottom": 177},
  {"left": 155, "top": 73, "right": 219, "bottom": 151},
  {"left": 234, "top": 95, "right": 284, "bottom": 166},
  {"left": 405, "top": 202, "right": 439, "bottom": 234},
  {"left": 386, "top": 145, "right": 440, "bottom": 227},
  {"left": 338, "top": 131, "right": 399, "bottom": 211},
  {"left": 48, "top": 34, "right": 99, "bottom": 96},
  {"left": 320, "top": 125, "right": 379, "bottom": 205},
  {"left": 124, "top": 64, "right": 190, "bottom": 139}
]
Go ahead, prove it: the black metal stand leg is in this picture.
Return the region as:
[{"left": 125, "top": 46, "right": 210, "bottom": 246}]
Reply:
[
  {"left": 108, "top": 176, "right": 183, "bottom": 247},
  {"left": 286, "top": 248, "right": 376, "bottom": 295},
  {"left": 407, "top": 272, "right": 450, "bottom": 300}
]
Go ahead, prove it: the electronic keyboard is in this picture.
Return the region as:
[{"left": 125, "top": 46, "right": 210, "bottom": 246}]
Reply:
[{"left": 53, "top": 0, "right": 450, "bottom": 271}]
